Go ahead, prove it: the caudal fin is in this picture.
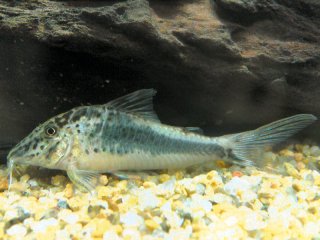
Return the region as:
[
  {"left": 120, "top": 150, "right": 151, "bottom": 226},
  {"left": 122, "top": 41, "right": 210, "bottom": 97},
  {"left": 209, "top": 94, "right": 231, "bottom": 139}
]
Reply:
[{"left": 226, "top": 114, "right": 317, "bottom": 167}]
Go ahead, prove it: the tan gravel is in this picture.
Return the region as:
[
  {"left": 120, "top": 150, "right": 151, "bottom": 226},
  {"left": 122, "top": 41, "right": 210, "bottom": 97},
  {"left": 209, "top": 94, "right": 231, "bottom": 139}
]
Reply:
[{"left": 0, "top": 144, "right": 319, "bottom": 240}]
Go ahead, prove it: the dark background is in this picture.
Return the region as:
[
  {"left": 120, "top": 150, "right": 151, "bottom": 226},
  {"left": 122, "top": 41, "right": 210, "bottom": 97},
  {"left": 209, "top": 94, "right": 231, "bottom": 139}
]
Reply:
[{"left": 1, "top": 0, "right": 320, "bottom": 163}]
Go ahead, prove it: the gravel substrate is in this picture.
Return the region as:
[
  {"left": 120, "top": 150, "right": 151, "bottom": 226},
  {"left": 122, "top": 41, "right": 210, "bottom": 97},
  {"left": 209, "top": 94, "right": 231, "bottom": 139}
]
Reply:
[{"left": 0, "top": 144, "right": 320, "bottom": 240}]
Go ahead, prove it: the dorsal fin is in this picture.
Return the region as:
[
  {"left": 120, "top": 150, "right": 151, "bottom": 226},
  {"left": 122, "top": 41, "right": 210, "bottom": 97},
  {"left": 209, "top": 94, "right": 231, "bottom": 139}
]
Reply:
[
  {"left": 184, "top": 127, "right": 204, "bottom": 134},
  {"left": 105, "top": 89, "right": 160, "bottom": 122}
]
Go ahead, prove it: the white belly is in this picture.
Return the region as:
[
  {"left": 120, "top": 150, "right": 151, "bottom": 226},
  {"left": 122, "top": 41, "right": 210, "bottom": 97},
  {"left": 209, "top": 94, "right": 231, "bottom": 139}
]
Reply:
[{"left": 77, "top": 152, "right": 217, "bottom": 172}]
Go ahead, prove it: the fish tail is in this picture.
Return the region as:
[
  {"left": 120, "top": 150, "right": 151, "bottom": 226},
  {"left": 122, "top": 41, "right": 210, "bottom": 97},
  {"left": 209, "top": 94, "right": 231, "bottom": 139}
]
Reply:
[{"left": 224, "top": 114, "right": 317, "bottom": 167}]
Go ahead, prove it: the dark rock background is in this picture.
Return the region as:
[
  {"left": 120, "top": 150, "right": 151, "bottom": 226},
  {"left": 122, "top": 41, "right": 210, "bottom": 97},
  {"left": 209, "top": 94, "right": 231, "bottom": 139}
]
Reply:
[{"left": 0, "top": 0, "right": 320, "bottom": 162}]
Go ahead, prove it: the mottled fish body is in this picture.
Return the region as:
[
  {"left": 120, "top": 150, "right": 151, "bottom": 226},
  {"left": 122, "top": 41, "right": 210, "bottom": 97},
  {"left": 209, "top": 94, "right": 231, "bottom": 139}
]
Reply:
[{"left": 7, "top": 89, "right": 317, "bottom": 192}]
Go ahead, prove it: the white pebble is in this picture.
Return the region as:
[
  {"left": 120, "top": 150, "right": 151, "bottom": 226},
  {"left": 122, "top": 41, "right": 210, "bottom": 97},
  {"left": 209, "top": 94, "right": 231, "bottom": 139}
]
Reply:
[
  {"left": 224, "top": 177, "right": 251, "bottom": 195},
  {"left": 240, "top": 190, "right": 257, "bottom": 203},
  {"left": 31, "top": 218, "right": 59, "bottom": 233},
  {"left": 120, "top": 211, "right": 143, "bottom": 227},
  {"left": 162, "top": 211, "right": 184, "bottom": 228},
  {"left": 138, "top": 189, "right": 160, "bottom": 210},
  {"left": 224, "top": 216, "right": 238, "bottom": 226},
  {"left": 244, "top": 212, "right": 265, "bottom": 231},
  {"left": 191, "top": 194, "right": 212, "bottom": 212},
  {"left": 103, "top": 231, "right": 121, "bottom": 240},
  {"left": 195, "top": 183, "right": 206, "bottom": 195},
  {"left": 4, "top": 209, "right": 18, "bottom": 221},
  {"left": 6, "top": 224, "right": 27, "bottom": 236},
  {"left": 304, "top": 222, "right": 320, "bottom": 237},
  {"left": 157, "top": 179, "right": 176, "bottom": 196},
  {"left": 61, "top": 213, "right": 79, "bottom": 224},
  {"left": 211, "top": 193, "right": 233, "bottom": 204},
  {"left": 310, "top": 146, "right": 320, "bottom": 156},
  {"left": 28, "top": 179, "right": 39, "bottom": 187},
  {"left": 167, "top": 226, "right": 192, "bottom": 240},
  {"left": 122, "top": 228, "right": 141, "bottom": 239},
  {"left": 160, "top": 201, "right": 172, "bottom": 212}
]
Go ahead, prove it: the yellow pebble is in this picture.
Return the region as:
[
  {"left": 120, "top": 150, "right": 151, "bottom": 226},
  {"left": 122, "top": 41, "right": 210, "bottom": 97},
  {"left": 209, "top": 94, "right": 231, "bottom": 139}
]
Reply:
[
  {"left": 314, "top": 175, "right": 320, "bottom": 186},
  {"left": 99, "top": 175, "right": 109, "bottom": 186},
  {"left": 143, "top": 181, "right": 156, "bottom": 188},
  {"left": 159, "top": 174, "right": 170, "bottom": 183},
  {"left": 0, "top": 222, "right": 4, "bottom": 239},
  {"left": 172, "top": 200, "right": 183, "bottom": 210},
  {"left": 294, "top": 153, "right": 304, "bottom": 162},
  {"left": 88, "top": 219, "right": 111, "bottom": 238},
  {"left": 116, "top": 180, "right": 128, "bottom": 190},
  {"left": 280, "top": 149, "right": 294, "bottom": 157},
  {"left": 175, "top": 171, "right": 184, "bottom": 180},
  {"left": 216, "top": 160, "right": 228, "bottom": 168},
  {"left": 67, "top": 196, "right": 84, "bottom": 211},
  {"left": 284, "top": 163, "right": 301, "bottom": 179},
  {"left": 206, "top": 171, "right": 217, "bottom": 180},
  {"left": 64, "top": 183, "right": 74, "bottom": 198},
  {"left": 145, "top": 219, "right": 160, "bottom": 230},
  {"left": 0, "top": 177, "right": 8, "bottom": 191},
  {"left": 51, "top": 175, "right": 67, "bottom": 186},
  {"left": 111, "top": 225, "right": 123, "bottom": 234},
  {"left": 296, "top": 161, "right": 306, "bottom": 170},
  {"left": 20, "top": 174, "right": 30, "bottom": 183}
]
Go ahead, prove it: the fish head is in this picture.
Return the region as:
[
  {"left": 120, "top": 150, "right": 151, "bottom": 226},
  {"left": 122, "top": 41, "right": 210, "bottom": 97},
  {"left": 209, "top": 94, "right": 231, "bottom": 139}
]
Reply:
[{"left": 7, "top": 110, "right": 75, "bottom": 169}]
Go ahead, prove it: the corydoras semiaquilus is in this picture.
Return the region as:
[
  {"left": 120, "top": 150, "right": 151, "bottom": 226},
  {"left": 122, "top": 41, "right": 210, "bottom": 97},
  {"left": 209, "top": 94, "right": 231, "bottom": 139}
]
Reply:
[{"left": 7, "top": 89, "right": 317, "bottom": 192}]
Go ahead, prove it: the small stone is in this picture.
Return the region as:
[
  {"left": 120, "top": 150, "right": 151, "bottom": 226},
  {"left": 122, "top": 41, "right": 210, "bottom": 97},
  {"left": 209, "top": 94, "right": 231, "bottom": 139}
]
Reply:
[
  {"left": 145, "top": 219, "right": 160, "bottom": 230},
  {"left": 284, "top": 163, "right": 301, "bottom": 179},
  {"left": 232, "top": 171, "right": 243, "bottom": 177},
  {"left": 120, "top": 211, "right": 143, "bottom": 227},
  {"left": 67, "top": 196, "right": 85, "bottom": 211},
  {"left": 138, "top": 189, "right": 160, "bottom": 210},
  {"left": 122, "top": 228, "right": 141, "bottom": 239},
  {"left": 6, "top": 224, "right": 27, "bottom": 237},
  {"left": 211, "top": 193, "right": 233, "bottom": 204},
  {"left": 103, "top": 230, "right": 121, "bottom": 240},
  {"left": 195, "top": 183, "right": 206, "bottom": 195},
  {"left": 243, "top": 212, "right": 265, "bottom": 231},
  {"left": 97, "top": 186, "right": 110, "bottom": 199},
  {"left": 20, "top": 174, "right": 30, "bottom": 183},
  {"left": 88, "top": 205, "right": 104, "bottom": 218},
  {"left": 31, "top": 218, "right": 59, "bottom": 233},
  {"left": 310, "top": 146, "right": 320, "bottom": 156},
  {"left": 64, "top": 183, "right": 73, "bottom": 198},
  {"left": 51, "top": 175, "right": 67, "bottom": 186},
  {"left": 28, "top": 179, "right": 39, "bottom": 187},
  {"left": 157, "top": 179, "right": 176, "bottom": 197},
  {"left": 57, "top": 200, "right": 69, "bottom": 209},
  {"left": 90, "top": 219, "right": 111, "bottom": 238},
  {"left": 159, "top": 174, "right": 171, "bottom": 183},
  {"left": 0, "top": 177, "right": 8, "bottom": 191},
  {"left": 294, "top": 153, "right": 304, "bottom": 162},
  {"left": 99, "top": 175, "right": 109, "bottom": 186},
  {"left": 174, "top": 171, "right": 185, "bottom": 180},
  {"left": 191, "top": 194, "right": 212, "bottom": 212},
  {"left": 62, "top": 213, "right": 79, "bottom": 225},
  {"left": 224, "top": 177, "right": 251, "bottom": 195},
  {"left": 143, "top": 181, "right": 157, "bottom": 188}
]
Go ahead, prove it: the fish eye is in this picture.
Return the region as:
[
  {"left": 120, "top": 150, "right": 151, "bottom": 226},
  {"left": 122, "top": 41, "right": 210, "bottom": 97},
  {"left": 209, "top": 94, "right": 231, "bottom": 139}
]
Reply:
[{"left": 45, "top": 126, "right": 57, "bottom": 136}]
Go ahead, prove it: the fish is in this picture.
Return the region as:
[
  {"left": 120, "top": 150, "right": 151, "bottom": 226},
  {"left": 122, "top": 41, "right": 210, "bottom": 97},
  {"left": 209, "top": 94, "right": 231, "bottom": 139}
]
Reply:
[{"left": 7, "top": 89, "right": 317, "bottom": 192}]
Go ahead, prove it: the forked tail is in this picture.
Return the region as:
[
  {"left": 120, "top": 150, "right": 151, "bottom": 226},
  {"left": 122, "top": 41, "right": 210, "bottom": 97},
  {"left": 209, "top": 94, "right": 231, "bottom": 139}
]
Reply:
[{"left": 225, "top": 114, "right": 317, "bottom": 167}]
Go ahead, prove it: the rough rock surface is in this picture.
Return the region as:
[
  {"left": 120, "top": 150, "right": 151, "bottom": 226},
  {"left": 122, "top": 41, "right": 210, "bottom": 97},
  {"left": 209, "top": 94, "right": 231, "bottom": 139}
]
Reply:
[{"left": 0, "top": 0, "right": 320, "bottom": 161}]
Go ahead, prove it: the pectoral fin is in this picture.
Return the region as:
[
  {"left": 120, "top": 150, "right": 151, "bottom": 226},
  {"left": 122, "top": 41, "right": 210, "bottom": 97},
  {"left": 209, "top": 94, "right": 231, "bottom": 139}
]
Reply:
[{"left": 67, "top": 165, "right": 100, "bottom": 194}]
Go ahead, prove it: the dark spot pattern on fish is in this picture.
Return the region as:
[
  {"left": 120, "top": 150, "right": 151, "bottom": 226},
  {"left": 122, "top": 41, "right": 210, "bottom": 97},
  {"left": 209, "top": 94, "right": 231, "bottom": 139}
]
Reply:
[
  {"left": 96, "top": 112, "right": 226, "bottom": 157},
  {"left": 71, "top": 107, "right": 88, "bottom": 122}
]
